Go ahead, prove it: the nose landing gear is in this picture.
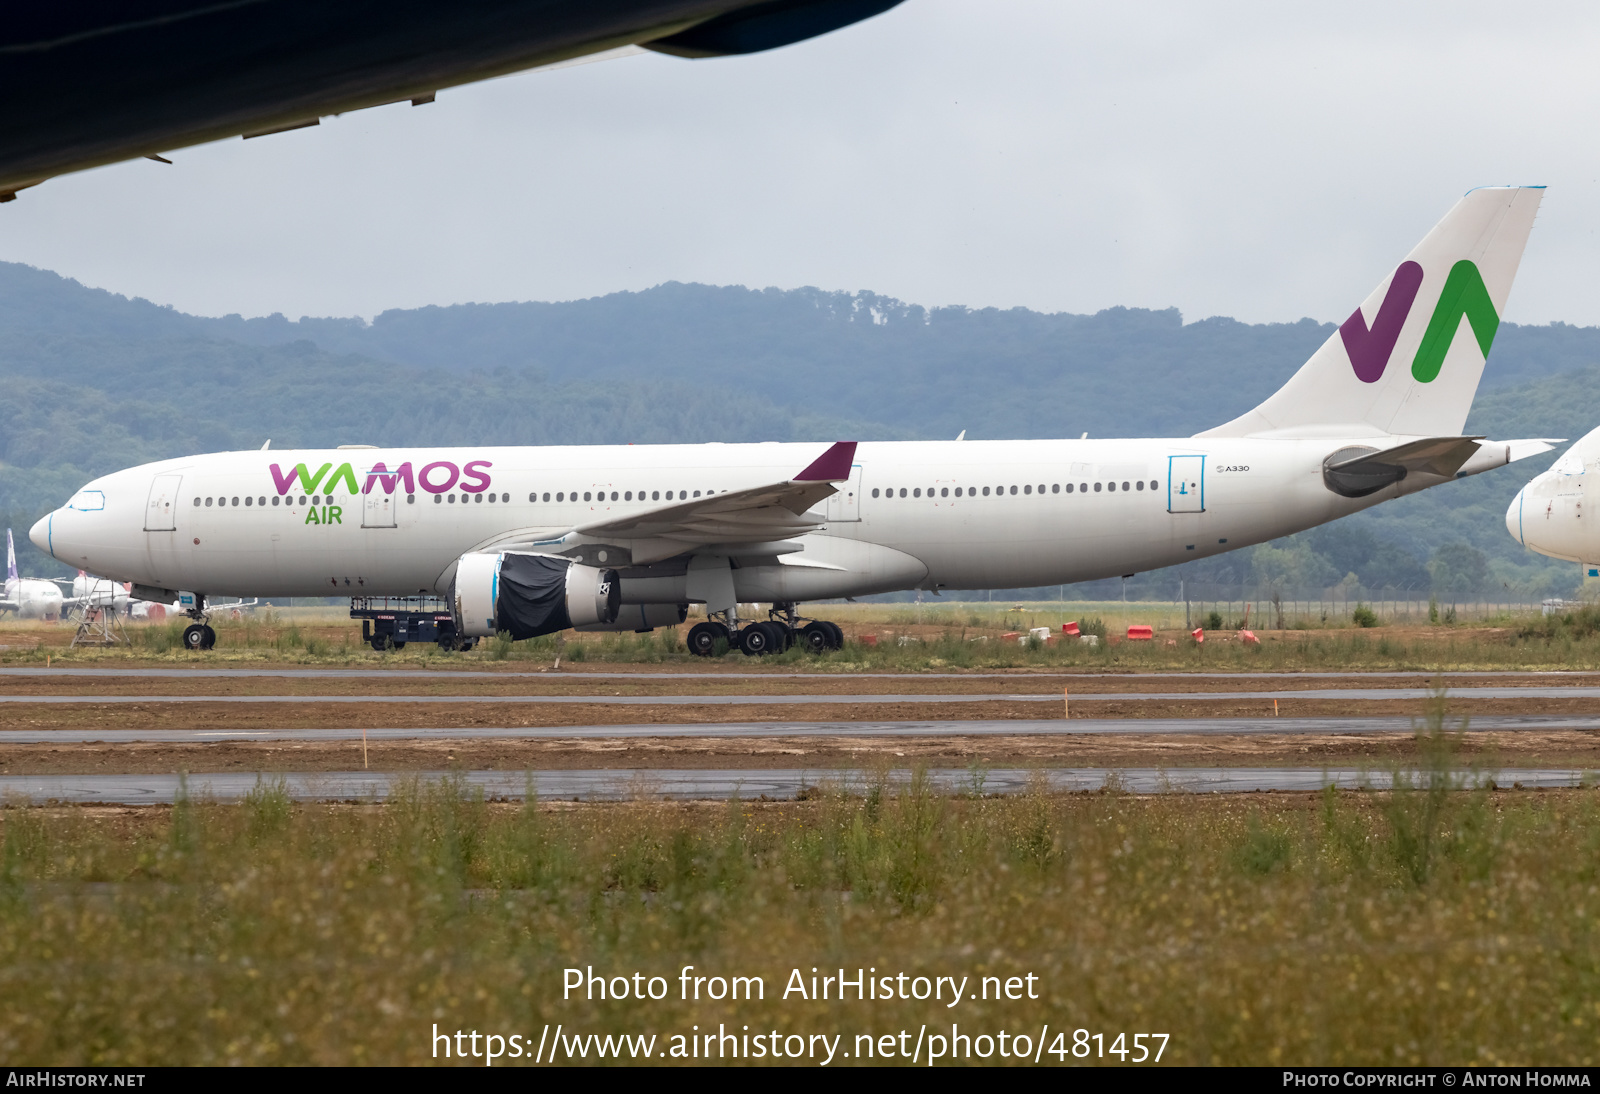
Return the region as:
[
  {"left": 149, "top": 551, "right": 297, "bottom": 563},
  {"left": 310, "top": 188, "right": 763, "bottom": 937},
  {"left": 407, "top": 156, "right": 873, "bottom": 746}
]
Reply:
[
  {"left": 182, "top": 622, "right": 216, "bottom": 650},
  {"left": 180, "top": 593, "right": 217, "bottom": 651}
]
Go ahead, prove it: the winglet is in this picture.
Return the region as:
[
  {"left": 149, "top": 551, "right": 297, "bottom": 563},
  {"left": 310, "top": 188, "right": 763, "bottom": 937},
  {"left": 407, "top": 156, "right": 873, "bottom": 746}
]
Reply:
[{"left": 795, "top": 441, "right": 857, "bottom": 482}]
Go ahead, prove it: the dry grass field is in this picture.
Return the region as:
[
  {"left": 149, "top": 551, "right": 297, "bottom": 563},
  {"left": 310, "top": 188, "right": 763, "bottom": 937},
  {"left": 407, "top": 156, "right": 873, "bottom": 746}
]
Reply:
[{"left": 1, "top": 771, "right": 1596, "bottom": 1066}]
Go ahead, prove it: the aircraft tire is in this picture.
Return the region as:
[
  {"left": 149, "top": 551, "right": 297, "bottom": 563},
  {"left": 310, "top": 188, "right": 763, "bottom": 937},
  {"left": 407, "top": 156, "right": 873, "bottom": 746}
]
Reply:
[
  {"left": 183, "top": 624, "right": 207, "bottom": 651},
  {"left": 800, "top": 622, "right": 832, "bottom": 654},
  {"left": 738, "top": 624, "right": 776, "bottom": 657},
  {"left": 759, "top": 621, "right": 790, "bottom": 652},
  {"left": 200, "top": 625, "right": 216, "bottom": 650},
  {"left": 686, "top": 621, "right": 726, "bottom": 657},
  {"left": 822, "top": 621, "right": 844, "bottom": 650}
]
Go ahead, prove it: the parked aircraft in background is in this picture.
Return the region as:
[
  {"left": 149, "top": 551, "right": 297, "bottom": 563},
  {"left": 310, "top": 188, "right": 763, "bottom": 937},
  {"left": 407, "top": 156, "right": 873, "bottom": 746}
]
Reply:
[
  {"left": 0, "top": 0, "right": 905, "bottom": 202},
  {"left": 1505, "top": 428, "right": 1600, "bottom": 575},
  {"left": 32, "top": 187, "right": 1554, "bottom": 655},
  {"left": 2, "top": 529, "right": 64, "bottom": 620}
]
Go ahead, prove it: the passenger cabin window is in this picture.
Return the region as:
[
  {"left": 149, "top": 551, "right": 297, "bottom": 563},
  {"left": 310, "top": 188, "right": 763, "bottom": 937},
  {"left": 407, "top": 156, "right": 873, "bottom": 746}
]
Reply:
[
  {"left": 941, "top": 487, "right": 948, "bottom": 497},
  {"left": 1136, "top": 480, "right": 1144, "bottom": 491},
  {"left": 407, "top": 495, "right": 415, "bottom": 504},
  {"left": 982, "top": 486, "right": 991, "bottom": 496},
  {"left": 1009, "top": 485, "right": 1018, "bottom": 495},
  {"left": 205, "top": 497, "right": 212, "bottom": 506},
  {"left": 1024, "top": 485, "right": 1032, "bottom": 494},
  {"left": 193, "top": 497, "right": 201, "bottom": 506},
  {"left": 1150, "top": 480, "right": 1159, "bottom": 490},
  {"left": 1052, "top": 484, "right": 1060, "bottom": 494},
  {"left": 583, "top": 492, "right": 591, "bottom": 502},
  {"left": 1094, "top": 483, "right": 1102, "bottom": 492},
  {"left": 1122, "top": 481, "right": 1130, "bottom": 491},
  {"left": 1066, "top": 484, "right": 1074, "bottom": 493},
  {"left": 913, "top": 488, "right": 921, "bottom": 497},
  {"left": 245, "top": 497, "right": 252, "bottom": 507}
]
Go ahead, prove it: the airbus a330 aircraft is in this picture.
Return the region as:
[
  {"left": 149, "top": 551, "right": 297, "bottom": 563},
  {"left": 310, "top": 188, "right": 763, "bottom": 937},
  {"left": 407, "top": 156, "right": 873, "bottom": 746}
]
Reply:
[{"left": 31, "top": 186, "right": 1555, "bottom": 655}]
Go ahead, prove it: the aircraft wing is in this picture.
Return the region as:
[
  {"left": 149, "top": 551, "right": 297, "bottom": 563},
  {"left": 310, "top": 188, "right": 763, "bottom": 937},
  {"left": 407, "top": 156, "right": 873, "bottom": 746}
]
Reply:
[{"left": 497, "top": 442, "right": 857, "bottom": 565}]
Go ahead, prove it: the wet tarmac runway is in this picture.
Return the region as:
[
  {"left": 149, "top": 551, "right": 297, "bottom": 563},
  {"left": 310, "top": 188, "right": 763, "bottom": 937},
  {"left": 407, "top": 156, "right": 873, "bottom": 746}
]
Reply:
[
  {"left": 4, "top": 686, "right": 1600, "bottom": 705},
  {"left": 5, "top": 713, "right": 1596, "bottom": 743},
  {"left": 4, "top": 766, "right": 1591, "bottom": 803}
]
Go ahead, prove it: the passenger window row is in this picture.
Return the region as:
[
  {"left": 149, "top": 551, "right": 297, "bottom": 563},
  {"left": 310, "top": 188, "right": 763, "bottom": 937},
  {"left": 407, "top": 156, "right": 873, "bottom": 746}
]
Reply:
[
  {"left": 527, "top": 489, "right": 710, "bottom": 503},
  {"left": 431, "top": 492, "right": 512, "bottom": 505},
  {"left": 195, "top": 493, "right": 425, "bottom": 508},
  {"left": 870, "top": 480, "right": 1160, "bottom": 499}
]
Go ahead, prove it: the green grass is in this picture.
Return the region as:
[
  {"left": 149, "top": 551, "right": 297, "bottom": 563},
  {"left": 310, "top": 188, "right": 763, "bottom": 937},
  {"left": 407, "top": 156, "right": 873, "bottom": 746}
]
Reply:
[
  {"left": 17, "top": 600, "right": 1600, "bottom": 671},
  {"left": 1, "top": 774, "right": 1597, "bottom": 1065}
]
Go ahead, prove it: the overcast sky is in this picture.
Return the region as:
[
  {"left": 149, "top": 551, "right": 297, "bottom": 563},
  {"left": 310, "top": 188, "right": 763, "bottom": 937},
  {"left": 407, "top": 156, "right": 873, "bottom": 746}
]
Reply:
[{"left": 2, "top": 0, "right": 1599, "bottom": 326}]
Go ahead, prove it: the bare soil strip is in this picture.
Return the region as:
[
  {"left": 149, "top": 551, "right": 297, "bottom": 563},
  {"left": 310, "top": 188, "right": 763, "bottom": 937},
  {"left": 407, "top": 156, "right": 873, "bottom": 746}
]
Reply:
[
  {"left": 3, "top": 729, "right": 1597, "bottom": 776},
  {"left": 3, "top": 672, "right": 1597, "bottom": 698}
]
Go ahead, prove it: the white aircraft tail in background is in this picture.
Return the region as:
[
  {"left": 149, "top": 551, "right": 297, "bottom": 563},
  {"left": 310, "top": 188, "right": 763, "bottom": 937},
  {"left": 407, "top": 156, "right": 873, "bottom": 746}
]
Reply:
[{"left": 1, "top": 528, "right": 65, "bottom": 620}]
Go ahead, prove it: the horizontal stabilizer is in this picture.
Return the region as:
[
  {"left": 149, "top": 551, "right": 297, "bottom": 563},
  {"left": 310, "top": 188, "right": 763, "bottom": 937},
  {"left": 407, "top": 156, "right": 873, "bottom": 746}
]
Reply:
[
  {"left": 1324, "top": 435, "right": 1559, "bottom": 498},
  {"left": 1323, "top": 436, "right": 1482, "bottom": 498}
]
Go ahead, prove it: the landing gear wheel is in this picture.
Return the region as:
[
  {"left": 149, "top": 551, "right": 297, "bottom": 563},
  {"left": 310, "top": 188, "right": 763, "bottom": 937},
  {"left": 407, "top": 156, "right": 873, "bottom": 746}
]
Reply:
[
  {"left": 370, "top": 634, "right": 394, "bottom": 652},
  {"left": 821, "top": 621, "right": 844, "bottom": 650},
  {"left": 687, "top": 621, "right": 728, "bottom": 657},
  {"left": 800, "top": 622, "right": 833, "bottom": 654},
  {"left": 183, "top": 623, "right": 207, "bottom": 651},
  {"left": 739, "top": 623, "right": 778, "bottom": 657},
  {"left": 762, "top": 621, "right": 791, "bottom": 652}
]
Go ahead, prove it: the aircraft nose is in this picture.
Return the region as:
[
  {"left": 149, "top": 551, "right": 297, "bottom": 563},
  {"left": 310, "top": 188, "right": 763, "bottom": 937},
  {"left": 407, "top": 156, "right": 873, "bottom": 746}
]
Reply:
[
  {"left": 1505, "top": 488, "right": 1524, "bottom": 547},
  {"left": 28, "top": 513, "right": 52, "bottom": 557}
]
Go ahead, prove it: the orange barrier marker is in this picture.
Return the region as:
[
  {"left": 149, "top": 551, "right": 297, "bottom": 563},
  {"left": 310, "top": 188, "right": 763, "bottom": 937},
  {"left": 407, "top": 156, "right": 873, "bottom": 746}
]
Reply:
[
  {"left": 1191, "top": 627, "right": 1205, "bottom": 643},
  {"left": 860, "top": 634, "right": 878, "bottom": 646},
  {"left": 1126, "top": 625, "right": 1154, "bottom": 641},
  {"left": 1274, "top": 699, "right": 1279, "bottom": 716},
  {"left": 1062, "top": 621, "right": 1081, "bottom": 636}
]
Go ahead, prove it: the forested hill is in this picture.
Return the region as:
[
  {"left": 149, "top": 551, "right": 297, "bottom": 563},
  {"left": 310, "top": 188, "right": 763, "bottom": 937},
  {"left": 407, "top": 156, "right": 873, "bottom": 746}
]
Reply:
[{"left": 2, "top": 259, "right": 1599, "bottom": 597}]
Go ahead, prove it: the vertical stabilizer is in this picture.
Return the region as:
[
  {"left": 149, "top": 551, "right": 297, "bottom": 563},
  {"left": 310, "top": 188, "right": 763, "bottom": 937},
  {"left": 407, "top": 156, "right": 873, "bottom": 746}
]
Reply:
[{"left": 1199, "top": 186, "right": 1544, "bottom": 439}]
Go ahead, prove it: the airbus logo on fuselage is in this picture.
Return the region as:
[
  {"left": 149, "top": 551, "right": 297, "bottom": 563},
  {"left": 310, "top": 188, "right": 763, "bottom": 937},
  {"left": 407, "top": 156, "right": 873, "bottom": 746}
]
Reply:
[{"left": 269, "top": 459, "right": 494, "bottom": 496}]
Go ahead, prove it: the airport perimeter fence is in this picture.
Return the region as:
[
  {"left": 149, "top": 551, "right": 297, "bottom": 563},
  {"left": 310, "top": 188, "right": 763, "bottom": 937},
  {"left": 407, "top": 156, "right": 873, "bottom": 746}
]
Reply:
[{"left": 1171, "top": 585, "right": 1578, "bottom": 631}]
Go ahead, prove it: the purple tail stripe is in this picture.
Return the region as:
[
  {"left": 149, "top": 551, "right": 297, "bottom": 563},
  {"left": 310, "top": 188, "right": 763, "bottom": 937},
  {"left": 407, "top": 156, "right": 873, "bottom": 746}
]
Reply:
[{"left": 1340, "top": 260, "right": 1424, "bottom": 384}]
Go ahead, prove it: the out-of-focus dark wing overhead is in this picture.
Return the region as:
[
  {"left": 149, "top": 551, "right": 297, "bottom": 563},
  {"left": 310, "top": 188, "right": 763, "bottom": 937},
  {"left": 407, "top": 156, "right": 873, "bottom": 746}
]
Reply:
[{"left": 0, "top": 0, "right": 907, "bottom": 200}]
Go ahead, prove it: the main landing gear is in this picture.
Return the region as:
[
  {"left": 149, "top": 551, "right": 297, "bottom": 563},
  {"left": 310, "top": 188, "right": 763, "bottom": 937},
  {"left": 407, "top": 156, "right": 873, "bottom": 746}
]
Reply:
[{"left": 686, "top": 604, "right": 844, "bottom": 658}]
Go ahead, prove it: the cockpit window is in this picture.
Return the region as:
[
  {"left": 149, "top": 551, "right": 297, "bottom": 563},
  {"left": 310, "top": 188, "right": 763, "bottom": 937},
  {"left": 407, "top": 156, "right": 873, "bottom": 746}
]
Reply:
[{"left": 67, "top": 490, "right": 105, "bottom": 512}]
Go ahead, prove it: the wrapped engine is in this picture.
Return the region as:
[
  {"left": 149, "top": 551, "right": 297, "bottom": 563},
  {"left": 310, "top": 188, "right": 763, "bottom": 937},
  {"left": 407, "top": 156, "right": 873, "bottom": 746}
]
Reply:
[{"left": 451, "top": 552, "right": 620, "bottom": 639}]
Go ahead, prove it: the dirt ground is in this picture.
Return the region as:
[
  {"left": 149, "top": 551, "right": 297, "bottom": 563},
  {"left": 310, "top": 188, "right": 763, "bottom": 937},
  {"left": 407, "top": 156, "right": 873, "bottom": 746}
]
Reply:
[
  {"left": 4, "top": 671, "right": 1599, "bottom": 697},
  {"left": 3, "top": 729, "right": 1598, "bottom": 776}
]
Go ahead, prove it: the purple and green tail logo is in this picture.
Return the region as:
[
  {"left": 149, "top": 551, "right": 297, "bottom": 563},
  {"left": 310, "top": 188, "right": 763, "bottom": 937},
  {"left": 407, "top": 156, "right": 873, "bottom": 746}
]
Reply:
[{"left": 1340, "top": 259, "right": 1499, "bottom": 384}]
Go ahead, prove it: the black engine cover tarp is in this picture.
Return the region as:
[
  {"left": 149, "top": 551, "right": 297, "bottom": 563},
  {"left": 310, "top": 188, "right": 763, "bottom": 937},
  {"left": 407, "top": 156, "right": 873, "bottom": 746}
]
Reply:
[{"left": 493, "top": 554, "right": 573, "bottom": 640}]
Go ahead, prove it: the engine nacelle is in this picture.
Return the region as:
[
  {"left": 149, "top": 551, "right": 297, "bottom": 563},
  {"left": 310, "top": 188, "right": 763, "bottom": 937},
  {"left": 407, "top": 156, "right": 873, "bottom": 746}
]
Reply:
[
  {"left": 451, "top": 552, "right": 620, "bottom": 639},
  {"left": 573, "top": 602, "right": 689, "bottom": 633}
]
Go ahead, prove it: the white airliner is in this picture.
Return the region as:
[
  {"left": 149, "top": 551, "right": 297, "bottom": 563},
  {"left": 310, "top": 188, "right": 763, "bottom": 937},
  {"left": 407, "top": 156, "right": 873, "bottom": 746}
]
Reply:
[
  {"left": 31, "top": 187, "right": 1556, "bottom": 655},
  {"left": 1504, "top": 427, "right": 1600, "bottom": 576}
]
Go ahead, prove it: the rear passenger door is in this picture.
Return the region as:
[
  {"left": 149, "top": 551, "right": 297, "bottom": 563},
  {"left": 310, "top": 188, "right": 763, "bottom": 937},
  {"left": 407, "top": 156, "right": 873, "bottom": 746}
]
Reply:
[{"left": 1168, "top": 455, "right": 1204, "bottom": 513}]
